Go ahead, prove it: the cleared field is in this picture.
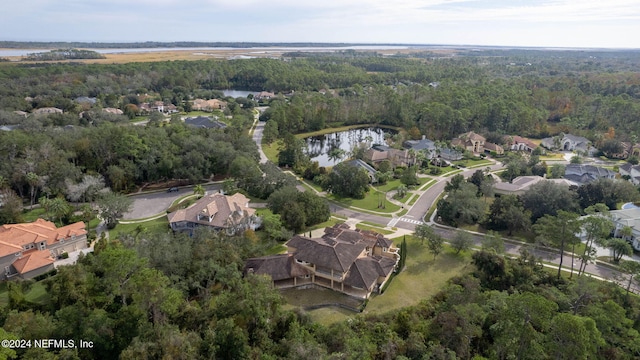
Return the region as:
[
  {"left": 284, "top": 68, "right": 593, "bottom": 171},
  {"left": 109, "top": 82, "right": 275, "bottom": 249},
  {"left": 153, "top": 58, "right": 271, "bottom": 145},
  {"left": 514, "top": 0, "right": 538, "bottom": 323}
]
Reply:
[{"left": 365, "top": 237, "right": 473, "bottom": 314}]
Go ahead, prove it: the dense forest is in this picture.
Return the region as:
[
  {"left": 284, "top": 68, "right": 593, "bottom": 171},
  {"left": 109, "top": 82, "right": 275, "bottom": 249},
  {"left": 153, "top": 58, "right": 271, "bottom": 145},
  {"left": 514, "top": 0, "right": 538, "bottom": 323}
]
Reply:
[
  {"left": 1, "top": 49, "right": 640, "bottom": 140},
  {"left": 2, "top": 233, "right": 640, "bottom": 359},
  {"left": 2, "top": 49, "right": 640, "bottom": 359}
]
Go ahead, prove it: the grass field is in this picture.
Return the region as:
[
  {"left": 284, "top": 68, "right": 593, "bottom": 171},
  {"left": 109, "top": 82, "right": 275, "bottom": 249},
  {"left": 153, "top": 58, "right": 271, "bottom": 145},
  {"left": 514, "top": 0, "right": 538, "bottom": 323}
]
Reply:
[
  {"left": 328, "top": 190, "right": 401, "bottom": 214},
  {"left": 365, "top": 238, "right": 473, "bottom": 314},
  {"left": 355, "top": 223, "right": 394, "bottom": 235},
  {"left": 109, "top": 217, "right": 170, "bottom": 240}
]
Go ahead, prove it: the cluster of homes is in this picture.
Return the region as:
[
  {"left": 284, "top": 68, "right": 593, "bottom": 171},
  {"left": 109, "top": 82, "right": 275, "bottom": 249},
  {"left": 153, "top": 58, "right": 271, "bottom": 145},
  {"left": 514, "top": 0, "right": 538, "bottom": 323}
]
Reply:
[{"left": 165, "top": 192, "right": 400, "bottom": 299}]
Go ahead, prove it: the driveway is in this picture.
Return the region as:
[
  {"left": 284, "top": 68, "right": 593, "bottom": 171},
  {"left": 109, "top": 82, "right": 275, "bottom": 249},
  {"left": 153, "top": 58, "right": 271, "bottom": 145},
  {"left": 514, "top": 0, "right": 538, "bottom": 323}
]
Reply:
[
  {"left": 251, "top": 108, "right": 269, "bottom": 164},
  {"left": 123, "top": 183, "right": 223, "bottom": 220}
]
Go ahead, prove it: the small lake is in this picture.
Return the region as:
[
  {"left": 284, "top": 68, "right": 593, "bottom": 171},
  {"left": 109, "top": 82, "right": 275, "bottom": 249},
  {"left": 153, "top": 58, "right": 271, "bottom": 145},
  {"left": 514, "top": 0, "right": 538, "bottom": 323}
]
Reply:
[
  {"left": 222, "top": 90, "right": 258, "bottom": 98},
  {"left": 304, "top": 127, "right": 397, "bottom": 167}
]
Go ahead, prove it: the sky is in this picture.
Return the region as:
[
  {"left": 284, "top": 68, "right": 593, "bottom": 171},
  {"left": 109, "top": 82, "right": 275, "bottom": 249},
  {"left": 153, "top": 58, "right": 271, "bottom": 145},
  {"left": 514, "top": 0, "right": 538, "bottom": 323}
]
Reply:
[{"left": 2, "top": 0, "right": 640, "bottom": 49}]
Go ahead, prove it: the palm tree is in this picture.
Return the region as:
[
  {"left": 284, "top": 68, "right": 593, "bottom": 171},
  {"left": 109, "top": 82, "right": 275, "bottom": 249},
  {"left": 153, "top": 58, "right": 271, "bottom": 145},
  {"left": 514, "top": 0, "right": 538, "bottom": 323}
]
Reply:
[
  {"left": 327, "top": 147, "right": 346, "bottom": 163},
  {"left": 193, "top": 184, "right": 205, "bottom": 198}
]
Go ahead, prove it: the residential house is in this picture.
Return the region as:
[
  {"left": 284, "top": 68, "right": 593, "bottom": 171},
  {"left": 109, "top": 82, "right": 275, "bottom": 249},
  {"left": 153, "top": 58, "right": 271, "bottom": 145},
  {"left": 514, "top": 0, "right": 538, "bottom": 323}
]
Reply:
[
  {"left": 451, "top": 131, "right": 486, "bottom": 153},
  {"left": 541, "top": 133, "right": 596, "bottom": 155},
  {"left": 184, "top": 116, "right": 227, "bottom": 129},
  {"left": 167, "top": 192, "right": 257, "bottom": 235},
  {"left": 140, "top": 101, "right": 178, "bottom": 114},
  {"left": 493, "top": 176, "right": 578, "bottom": 196},
  {"left": 102, "top": 108, "right": 124, "bottom": 115},
  {"left": 344, "top": 159, "right": 378, "bottom": 183},
  {"left": 192, "top": 98, "right": 227, "bottom": 111},
  {"left": 255, "top": 91, "right": 276, "bottom": 101},
  {"left": 619, "top": 163, "right": 640, "bottom": 185},
  {"left": 439, "top": 148, "right": 463, "bottom": 161},
  {"left": 33, "top": 107, "right": 63, "bottom": 115},
  {"left": 404, "top": 137, "right": 436, "bottom": 153},
  {"left": 609, "top": 208, "right": 640, "bottom": 251},
  {"left": 506, "top": 135, "right": 538, "bottom": 153},
  {"left": 1, "top": 219, "right": 88, "bottom": 280},
  {"left": 564, "top": 164, "right": 616, "bottom": 185},
  {"left": 363, "top": 146, "right": 416, "bottom": 168},
  {"left": 244, "top": 223, "right": 399, "bottom": 299},
  {"left": 483, "top": 142, "right": 504, "bottom": 155}
]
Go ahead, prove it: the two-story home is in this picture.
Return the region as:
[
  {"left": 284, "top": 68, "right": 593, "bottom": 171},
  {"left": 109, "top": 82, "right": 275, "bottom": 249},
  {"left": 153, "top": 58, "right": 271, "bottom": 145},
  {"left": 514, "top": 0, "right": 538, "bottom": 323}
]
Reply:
[
  {"left": 167, "top": 192, "right": 257, "bottom": 236},
  {"left": 1, "top": 219, "right": 88, "bottom": 280},
  {"left": 609, "top": 208, "right": 640, "bottom": 251},
  {"left": 619, "top": 163, "right": 640, "bottom": 185},
  {"left": 451, "top": 131, "right": 486, "bottom": 153},
  {"left": 244, "top": 223, "right": 399, "bottom": 299}
]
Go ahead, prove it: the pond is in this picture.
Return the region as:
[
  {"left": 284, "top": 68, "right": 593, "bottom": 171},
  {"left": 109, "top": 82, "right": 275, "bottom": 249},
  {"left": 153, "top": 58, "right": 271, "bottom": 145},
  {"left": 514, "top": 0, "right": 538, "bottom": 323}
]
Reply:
[
  {"left": 222, "top": 89, "right": 258, "bottom": 98},
  {"left": 304, "top": 127, "right": 397, "bottom": 167}
]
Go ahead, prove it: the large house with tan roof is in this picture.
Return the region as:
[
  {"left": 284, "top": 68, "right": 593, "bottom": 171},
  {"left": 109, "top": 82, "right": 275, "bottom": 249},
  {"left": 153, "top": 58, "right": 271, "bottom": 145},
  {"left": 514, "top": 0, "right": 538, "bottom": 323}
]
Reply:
[
  {"left": 244, "top": 223, "right": 399, "bottom": 299},
  {"left": 1, "top": 219, "right": 88, "bottom": 280},
  {"left": 167, "top": 192, "right": 257, "bottom": 235}
]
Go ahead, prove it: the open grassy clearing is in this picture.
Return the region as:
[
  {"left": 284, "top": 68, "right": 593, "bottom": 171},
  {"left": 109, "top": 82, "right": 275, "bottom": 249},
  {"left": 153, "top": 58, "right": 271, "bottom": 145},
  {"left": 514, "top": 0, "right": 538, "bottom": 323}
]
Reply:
[
  {"left": 366, "top": 238, "right": 473, "bottom": 314},
  {"left": 109, "top": 217, "right": 170, "bottom": 240},
  {"left": 328, "top": 191, "right": 401, "bottom": 214}
]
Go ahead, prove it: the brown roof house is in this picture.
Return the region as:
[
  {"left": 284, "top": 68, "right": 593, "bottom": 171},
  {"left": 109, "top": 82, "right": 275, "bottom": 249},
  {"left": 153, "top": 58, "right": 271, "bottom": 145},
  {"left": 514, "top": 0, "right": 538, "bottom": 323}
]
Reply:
[
  {"left": 167, "top": 193, "right": 257, "bottom": 236},
  {"left": 192, "top": 99, "right": 227, "bottom": 111},
  {"left": 244, "top": 223, "right": 399, "bottom": 299},
  {"left": 363, "top": 145, "right": 417, "bottom": 168},
  {"left": 1, "top": 219, "right": 88, "bottom": 280},
  {"left": 483, "top": 142, "right": 504, "bottom": 155},
  {"left": 451, "top": 131, "right": 486, "bottom": 153},
  {"left": 506, "top": 135, "right": 538, "bottom": 153}
]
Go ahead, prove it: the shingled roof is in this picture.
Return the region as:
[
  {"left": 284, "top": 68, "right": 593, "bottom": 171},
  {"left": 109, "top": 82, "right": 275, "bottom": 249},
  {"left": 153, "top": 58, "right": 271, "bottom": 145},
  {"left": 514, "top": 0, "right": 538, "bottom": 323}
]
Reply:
[
  {"left": 244, "top": 254, "right": 311, "bottom": 281},
  {"left": 344, "top": 256, "right": 396, "bottom": 290},
  {"left": 167, "top": 192, "right": 255, "bottom": 229}
]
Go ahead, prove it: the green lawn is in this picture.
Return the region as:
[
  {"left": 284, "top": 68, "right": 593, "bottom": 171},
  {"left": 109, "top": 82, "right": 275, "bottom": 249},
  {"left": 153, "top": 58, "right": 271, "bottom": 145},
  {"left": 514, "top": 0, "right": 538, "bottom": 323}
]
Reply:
[
  {"left": 366, "top": 238, "right": 473, "bottom": 314},
  {"left": 0, "top": 281, "right": 50, "bottom": 308},
  {"left": 328, "top": 190, "right": 401, "bottom": 214},
  {"left": 110, "top": 217, "right": 170, "bottom": 240},
  {"left": 453, "top": 159, "right": 492, "bottom": 168},
  {"left": 22, "top": 208, "right": 46, "bottom": 222},
  {"left": 355, "top": 223, "right": 393, "bottom": 235},
  {"left": 375, "top": 177, "right": 429, "bottom": 193},
  {"left": 262, "top": 140, "right": 282, "bottom": 164}
]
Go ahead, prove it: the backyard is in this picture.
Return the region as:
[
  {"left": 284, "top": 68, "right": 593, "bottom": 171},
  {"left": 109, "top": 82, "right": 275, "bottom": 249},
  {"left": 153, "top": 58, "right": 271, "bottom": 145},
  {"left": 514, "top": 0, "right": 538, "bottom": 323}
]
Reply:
[{"left": 282, "top": 235, "right": 473, "bottom": 325}]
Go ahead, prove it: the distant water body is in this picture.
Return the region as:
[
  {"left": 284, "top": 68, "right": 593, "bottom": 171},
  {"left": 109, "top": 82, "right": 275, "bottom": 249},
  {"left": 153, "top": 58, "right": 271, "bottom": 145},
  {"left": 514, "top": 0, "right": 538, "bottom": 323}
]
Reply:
[{"left": 0, "top": 45, "right": 409, "bottom": 57}]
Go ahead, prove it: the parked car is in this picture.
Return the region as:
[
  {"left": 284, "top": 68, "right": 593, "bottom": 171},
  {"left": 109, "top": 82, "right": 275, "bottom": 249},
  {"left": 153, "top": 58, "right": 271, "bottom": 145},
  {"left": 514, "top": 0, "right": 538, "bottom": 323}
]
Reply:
[{"left": 167, "top": 187, "right": 179, "bottom": 192}]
